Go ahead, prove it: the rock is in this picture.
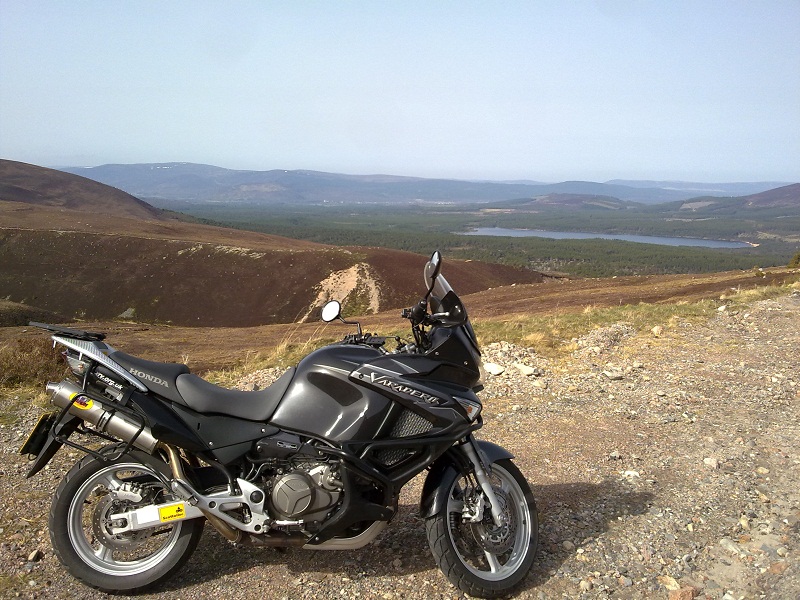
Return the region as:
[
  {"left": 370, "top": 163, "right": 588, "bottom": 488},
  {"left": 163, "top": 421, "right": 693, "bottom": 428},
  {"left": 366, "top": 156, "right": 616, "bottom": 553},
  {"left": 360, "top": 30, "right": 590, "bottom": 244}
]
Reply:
[
  {"left": 562, "top": 540, "right": 575, "bottom": 551},
  {"left": 603, "top": 370, "right": 624, "bottom": 381},
  {"left": 719, "top": 537, "right": 745, "bottom": 557},
  {"left": 27, "top": 549, "right": 42, "bottom": 562},
  {"left": 669, "top": 587, "right": 700, "bottom": 600},
  {"left": 703, "top": 457, "right": 719, "bottom": 469},
  {"left": 484, "top": 363, "right": 505, "bottom": 376},
  {"left": 514, "top": 363, "right": 536, "bottom": 376},
  {"left": 608, "top": 450, "right": 623, "bottom": 461},
  {"left": 658, "top": 575, "right": 680, "bottom": 590},
  {"left": 392, "top": 558, "right": 402, "bottom": 568},
  {"left": 767, "top": 561, "right": 788, "bottom": 574},
  {"left": 651, "top": 325, "right": 663, "bottom": 337},
  {"left": 718, "top": 304, "right": 728, "bottom": 312},
  {"left": 579, "top": 580, "right": 593, "bottom": 592}
]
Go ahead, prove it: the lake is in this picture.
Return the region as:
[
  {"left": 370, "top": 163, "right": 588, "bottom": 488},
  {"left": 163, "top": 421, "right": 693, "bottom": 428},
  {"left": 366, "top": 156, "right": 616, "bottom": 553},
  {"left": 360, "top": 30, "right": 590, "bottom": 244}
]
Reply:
[{"left": 459, "top": 227, "right": 752, "bottom": 249}]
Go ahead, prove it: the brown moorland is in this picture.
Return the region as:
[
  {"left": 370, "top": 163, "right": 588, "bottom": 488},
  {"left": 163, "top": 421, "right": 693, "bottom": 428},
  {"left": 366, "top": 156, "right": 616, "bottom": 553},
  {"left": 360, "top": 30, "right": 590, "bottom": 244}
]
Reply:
[{"left": 1, "top": 266, "right": 795, "bottom": 375}]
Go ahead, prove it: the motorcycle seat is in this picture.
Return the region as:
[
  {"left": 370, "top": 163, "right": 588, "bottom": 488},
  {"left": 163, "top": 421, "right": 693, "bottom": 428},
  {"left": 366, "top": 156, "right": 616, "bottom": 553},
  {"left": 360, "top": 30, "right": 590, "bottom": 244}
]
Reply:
[
  {"left": 174, "top": 367, "right": 296, "bottom": 421},
  {"left": 110, "top": 351, "right": 190, "bottom": 405}
]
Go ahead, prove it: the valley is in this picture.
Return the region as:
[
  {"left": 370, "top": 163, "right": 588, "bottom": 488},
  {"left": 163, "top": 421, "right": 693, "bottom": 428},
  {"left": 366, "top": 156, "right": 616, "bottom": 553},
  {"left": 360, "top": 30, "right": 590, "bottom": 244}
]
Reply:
[{"left": 1, "top": 159, "right": 798, "bottom": 329}]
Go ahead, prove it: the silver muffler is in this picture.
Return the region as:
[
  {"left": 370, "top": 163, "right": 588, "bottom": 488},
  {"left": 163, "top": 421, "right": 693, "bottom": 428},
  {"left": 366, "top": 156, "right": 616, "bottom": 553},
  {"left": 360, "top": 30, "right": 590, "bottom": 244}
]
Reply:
[{"left": 47, "top": 380, "right": 158, "bottom": 453}]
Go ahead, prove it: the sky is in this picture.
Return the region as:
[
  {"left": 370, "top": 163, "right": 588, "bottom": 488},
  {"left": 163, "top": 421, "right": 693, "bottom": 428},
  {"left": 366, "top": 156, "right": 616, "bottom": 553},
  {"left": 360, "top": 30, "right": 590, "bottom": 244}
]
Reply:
[{"left": 1, "top": 1, "right": 799, "bottom": 183}]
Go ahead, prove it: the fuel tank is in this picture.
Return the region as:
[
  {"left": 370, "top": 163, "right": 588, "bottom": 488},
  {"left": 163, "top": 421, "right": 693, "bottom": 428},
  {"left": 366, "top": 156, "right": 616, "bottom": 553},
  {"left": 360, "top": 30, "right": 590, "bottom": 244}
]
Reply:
[
  {"left": 269, "top": 343, "right": 476, "bottom": 444},
  {"left": 269, "top": 344, "right": 389, "bottom": 442}
]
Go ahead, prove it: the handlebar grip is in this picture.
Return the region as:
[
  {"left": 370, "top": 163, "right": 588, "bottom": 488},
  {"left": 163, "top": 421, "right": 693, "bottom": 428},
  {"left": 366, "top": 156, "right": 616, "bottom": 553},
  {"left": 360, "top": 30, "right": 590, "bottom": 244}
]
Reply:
[{"left": 410, "top": 301, "right": 427, "bottom": 323}]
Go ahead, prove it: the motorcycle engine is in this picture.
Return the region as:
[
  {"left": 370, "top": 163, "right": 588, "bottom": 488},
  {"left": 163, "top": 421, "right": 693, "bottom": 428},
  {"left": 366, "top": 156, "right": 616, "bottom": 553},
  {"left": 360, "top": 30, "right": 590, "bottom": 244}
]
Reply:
[{"left": 269, "top": 461, "right": 342, "bottom": 523}]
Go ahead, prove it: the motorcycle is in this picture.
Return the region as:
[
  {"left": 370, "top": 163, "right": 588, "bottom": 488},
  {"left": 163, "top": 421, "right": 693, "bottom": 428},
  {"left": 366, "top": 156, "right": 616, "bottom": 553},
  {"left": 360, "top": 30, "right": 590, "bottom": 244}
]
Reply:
[{"left": 20, "top": 251, "right": 538, "bottom": 598}]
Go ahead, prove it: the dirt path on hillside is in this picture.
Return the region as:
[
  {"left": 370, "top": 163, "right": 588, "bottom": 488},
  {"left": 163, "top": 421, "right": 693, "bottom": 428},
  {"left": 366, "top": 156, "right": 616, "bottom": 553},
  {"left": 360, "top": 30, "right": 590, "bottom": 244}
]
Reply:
[
  {"left": 302, "top": 263, "right": 381, "bottom": 321},
  {"left": 1, "top": 290, "right": 797, "bottom": 599}
]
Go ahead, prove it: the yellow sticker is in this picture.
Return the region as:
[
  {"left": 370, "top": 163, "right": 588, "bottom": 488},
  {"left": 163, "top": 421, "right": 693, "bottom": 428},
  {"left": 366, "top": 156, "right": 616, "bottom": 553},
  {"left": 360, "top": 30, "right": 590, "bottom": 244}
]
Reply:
[
  {"left": 70, "top": 393, "right": 93, "bottom": 410},
  {"left": 158, "top": 503, "right": 187, "bottom": 523}
]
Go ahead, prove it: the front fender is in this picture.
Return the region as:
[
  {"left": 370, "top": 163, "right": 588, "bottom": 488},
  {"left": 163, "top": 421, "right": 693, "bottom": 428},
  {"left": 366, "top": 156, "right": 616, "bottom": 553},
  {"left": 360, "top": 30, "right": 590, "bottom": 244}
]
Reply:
[{"left": 419, "top": 440, "right": 514, "bottom": 518}]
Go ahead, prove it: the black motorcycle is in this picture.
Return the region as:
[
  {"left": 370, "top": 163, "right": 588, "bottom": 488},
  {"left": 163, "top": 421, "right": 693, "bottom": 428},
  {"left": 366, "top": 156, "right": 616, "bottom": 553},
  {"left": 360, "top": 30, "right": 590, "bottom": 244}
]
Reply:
[{"left": 20, "top": 251, "right": 538, "bottom": 597}]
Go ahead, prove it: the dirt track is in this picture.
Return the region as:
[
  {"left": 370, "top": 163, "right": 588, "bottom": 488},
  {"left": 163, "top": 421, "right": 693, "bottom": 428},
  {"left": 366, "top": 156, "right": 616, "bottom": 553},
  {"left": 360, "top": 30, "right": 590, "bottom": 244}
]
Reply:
[{"left": 1, "top": 288, "right": 798, "bottom": 599}]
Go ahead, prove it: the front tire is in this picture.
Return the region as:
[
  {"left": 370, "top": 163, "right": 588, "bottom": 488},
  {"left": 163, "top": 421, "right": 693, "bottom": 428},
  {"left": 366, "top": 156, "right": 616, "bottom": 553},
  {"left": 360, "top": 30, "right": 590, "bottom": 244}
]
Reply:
[
  {"left": 49, "top": 447, "right": 204, "bottom": 592},
  {"left": 426, "top": 459, "right": 538, "bottom": 598}
]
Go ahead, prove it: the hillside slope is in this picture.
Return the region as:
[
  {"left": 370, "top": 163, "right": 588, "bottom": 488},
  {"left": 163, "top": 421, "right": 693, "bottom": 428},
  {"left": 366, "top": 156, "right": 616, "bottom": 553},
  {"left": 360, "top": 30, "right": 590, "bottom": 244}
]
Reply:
[
  {"left": 0, "top": 159, "right": 164, "bottom": 220},
  {"left": 665, "top": 183, "right": 800, "bottom": 215}
]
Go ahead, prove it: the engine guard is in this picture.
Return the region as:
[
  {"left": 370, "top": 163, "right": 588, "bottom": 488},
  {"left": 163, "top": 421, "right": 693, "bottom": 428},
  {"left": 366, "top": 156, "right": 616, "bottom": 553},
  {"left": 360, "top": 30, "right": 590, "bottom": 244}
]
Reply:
[{"left": 419, "top": 439, "right": 514, "bottom": 519}]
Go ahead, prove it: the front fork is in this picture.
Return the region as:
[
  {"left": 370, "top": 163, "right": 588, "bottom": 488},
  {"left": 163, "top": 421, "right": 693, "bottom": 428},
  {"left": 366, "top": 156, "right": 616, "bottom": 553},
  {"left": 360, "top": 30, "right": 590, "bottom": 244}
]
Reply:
[{"left": 461, "top": 436, "right": 506, "bottom": 528}]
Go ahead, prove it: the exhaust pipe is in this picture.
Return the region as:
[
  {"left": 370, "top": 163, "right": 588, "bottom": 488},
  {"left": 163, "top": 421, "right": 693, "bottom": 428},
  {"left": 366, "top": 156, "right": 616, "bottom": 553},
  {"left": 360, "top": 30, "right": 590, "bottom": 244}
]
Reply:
[{"left": 47, "top": 380, "right": 158, "bottom": 453}]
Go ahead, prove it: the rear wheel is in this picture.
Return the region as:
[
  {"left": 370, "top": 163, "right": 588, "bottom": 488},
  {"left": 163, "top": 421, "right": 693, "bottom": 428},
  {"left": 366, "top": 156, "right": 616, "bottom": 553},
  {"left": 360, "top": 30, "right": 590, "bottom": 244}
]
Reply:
[
  {"left": 49, "top": 447, "right": 204, "bottom": 592},
  {"left": 426, "top": 459, "right": 538, "bottom": 598}
]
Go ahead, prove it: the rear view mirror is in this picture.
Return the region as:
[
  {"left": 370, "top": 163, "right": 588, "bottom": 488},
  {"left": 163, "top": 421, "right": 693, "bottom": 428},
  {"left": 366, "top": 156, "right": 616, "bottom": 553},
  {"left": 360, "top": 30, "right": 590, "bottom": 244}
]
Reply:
[
  {"left": 424, "top": 251, "right": 442, "bottom": 293},
  {"left": 321, "top": 300, "right": 341, "bottom": 323}
]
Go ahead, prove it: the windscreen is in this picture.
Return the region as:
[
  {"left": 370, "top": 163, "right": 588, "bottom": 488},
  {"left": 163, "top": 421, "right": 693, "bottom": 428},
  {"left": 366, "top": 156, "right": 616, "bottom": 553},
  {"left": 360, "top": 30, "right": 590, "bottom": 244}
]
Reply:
[{"left": 430, "top": 274, "right": 468, "bottom": 327}]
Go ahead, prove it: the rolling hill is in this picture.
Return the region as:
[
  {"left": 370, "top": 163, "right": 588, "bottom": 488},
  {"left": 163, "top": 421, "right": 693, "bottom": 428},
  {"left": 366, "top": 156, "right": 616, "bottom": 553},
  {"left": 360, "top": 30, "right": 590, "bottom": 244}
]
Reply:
[
  {"left": 0, "top": 160, "right": 543, "bottom": 326},
  {"left": 671, "top": 183, "right": 800, "bottom": 214},
  {"left": 59, "top": 162, "right": 793, "bottom": 206},
  {"left": 0, "top": 159, "right": 164, "bottom": 220}
]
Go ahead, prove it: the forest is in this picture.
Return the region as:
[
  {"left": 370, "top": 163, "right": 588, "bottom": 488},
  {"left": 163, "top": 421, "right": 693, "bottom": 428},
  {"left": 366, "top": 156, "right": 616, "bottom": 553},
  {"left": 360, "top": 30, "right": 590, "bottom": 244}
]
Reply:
[{"left": 156, "top": 199, "right": 797, "bottom": 278}]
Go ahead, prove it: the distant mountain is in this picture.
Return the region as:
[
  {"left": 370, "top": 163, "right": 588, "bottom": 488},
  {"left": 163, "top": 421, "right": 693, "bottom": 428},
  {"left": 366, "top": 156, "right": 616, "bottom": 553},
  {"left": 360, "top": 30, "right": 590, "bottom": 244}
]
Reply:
[
  {"left": 671, "top": 183, "right": 800, "bottom": 214},
  {"left": 57, "top": 162, "right": 794, "bottom": 207},
  {"left": 607, "top": 180, "right": 793, "bottom": 196},
  {"left": 1, "top": 159, "right": 164, "bottom": 220}
]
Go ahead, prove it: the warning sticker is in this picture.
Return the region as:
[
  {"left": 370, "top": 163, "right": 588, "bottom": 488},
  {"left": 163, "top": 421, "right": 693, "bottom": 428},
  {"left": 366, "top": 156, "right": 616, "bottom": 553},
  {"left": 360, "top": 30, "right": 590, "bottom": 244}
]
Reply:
[{"left": 158, "top": 503, "right": 187, "bottom": 523}]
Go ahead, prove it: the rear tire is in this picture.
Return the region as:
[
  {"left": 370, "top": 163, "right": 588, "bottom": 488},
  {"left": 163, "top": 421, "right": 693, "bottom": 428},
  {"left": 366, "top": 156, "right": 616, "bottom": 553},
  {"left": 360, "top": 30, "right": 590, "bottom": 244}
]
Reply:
[
  {"left": 49, "top": 447, "right": 204, "bottom": 592},
  {"left": 426, "top": 459, "right": 538, "bottom": 598}
]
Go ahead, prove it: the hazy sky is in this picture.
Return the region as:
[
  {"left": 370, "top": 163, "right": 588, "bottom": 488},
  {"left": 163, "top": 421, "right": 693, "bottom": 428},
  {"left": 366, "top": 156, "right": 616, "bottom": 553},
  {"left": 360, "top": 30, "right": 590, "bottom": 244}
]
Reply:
[{"left": 1, "top": 1, "right": 799, "bottom": 182}]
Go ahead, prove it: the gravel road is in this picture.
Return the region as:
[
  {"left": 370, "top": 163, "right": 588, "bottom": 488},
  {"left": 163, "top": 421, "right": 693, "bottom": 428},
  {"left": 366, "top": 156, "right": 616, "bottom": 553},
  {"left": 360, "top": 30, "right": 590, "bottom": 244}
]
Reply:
[{"left": 1, "top": 291, "right": 798, "bottom": 599}]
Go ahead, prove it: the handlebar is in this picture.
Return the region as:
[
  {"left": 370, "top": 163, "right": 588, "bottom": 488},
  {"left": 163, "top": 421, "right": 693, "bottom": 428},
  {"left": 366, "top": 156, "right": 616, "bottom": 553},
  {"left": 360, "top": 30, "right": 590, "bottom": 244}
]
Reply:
[{"left": 401, "top": 302, "right": 449, "bottom": 326}]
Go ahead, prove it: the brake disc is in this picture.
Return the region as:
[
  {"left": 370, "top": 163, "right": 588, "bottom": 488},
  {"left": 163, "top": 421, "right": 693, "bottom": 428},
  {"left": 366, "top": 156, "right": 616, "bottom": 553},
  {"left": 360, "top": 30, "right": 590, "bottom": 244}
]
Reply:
[
  {"left": 469, "top": 487, "right": 517, "bottom": 555},
  {"left": 91, "top": 493, "right": 153, "bottom": 550}
]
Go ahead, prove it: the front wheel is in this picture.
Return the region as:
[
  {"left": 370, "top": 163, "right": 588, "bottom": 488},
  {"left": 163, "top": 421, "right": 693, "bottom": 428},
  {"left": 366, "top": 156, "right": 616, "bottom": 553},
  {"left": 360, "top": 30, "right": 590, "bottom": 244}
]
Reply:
[
  {"left": 426, "top": 459, "right": 538, "bottom": 598},
  {"left": 49, "top": 447, "right": 204, "bottom": 592}
]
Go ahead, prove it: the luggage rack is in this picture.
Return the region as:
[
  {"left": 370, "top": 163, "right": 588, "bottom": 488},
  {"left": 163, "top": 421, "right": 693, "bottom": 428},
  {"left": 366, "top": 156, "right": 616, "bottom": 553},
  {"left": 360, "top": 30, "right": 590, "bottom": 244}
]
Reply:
[{"left": 29, "top": 321, "right": 106, "bottom": 341}]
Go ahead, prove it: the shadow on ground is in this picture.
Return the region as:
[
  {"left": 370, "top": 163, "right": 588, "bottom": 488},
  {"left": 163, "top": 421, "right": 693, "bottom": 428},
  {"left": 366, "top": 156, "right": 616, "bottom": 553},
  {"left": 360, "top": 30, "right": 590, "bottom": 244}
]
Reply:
[{"left": 159, "top": 478, "right": 652, "bottom": 594}]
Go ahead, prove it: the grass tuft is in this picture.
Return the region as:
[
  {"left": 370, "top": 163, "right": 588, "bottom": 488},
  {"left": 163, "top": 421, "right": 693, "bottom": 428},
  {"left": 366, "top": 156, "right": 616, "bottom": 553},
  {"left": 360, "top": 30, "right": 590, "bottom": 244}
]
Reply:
[
  {"left": 474, "top": 282, "right": 798, "bottom": 358},
  {"left": 0, "top": 337, "right": 66, "bottom": 389}
]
